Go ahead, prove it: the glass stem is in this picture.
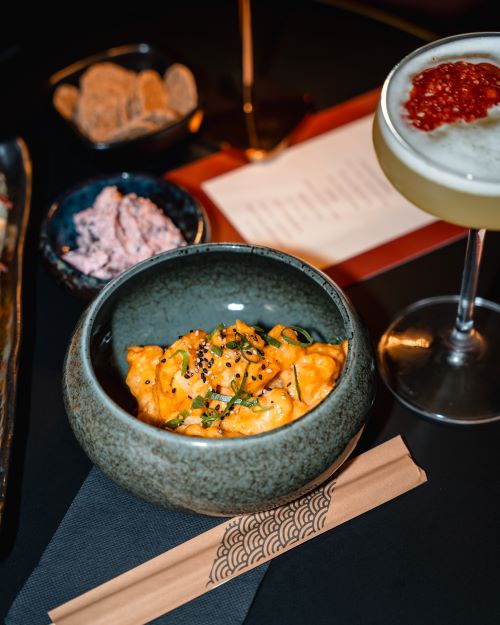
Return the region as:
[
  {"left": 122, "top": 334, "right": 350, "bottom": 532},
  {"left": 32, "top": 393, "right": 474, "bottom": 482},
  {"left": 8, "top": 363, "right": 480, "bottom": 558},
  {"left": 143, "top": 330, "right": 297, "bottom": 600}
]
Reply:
[
  {"left": 239, "top": 0, "right": 259, "bottom": 149},
  {"left": 454, "top": 228, "right": 486, "bottom": 336}
]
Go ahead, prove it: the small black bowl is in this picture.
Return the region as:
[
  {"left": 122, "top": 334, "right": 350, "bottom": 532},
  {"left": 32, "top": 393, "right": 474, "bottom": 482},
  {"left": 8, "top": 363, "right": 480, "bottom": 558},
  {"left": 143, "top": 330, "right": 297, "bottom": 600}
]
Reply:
[
  {"left": 49, "top": 43, "right": 203, "bottom": 154},
  {"left": 40, "top": 172, "right": 210, "bottom": 300}
]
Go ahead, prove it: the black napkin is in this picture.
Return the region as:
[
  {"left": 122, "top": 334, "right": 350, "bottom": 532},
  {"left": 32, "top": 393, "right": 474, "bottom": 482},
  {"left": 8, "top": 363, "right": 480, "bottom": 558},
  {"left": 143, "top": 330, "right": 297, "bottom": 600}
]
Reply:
[{"left": 6, "top": 467, "right": 268, "bottom": 625}]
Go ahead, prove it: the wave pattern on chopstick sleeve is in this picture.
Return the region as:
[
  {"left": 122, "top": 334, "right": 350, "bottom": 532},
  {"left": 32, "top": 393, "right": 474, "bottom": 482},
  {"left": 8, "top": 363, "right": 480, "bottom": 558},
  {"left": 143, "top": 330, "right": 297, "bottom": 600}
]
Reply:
[{"left": 207, "top": 479, "right": 337, "bottom": 586}]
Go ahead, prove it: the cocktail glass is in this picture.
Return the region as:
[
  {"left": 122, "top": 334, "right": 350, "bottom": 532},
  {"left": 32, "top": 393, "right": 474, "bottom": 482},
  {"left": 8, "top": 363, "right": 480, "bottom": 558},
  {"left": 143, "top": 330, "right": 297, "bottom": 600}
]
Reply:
[{"left": 373, "top": 32, "right": 500, "bottom": 425}]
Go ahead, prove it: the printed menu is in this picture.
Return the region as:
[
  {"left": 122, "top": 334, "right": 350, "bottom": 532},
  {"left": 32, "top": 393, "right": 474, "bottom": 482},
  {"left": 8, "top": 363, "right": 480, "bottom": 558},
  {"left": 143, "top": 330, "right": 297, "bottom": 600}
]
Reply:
[{"left": 202, "top": 115, "right": 435, "bottom": 269}]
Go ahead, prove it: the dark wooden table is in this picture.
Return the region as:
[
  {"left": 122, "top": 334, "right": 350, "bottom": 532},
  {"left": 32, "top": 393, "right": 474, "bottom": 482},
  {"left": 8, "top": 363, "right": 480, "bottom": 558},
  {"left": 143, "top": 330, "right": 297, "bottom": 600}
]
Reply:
[{"left": 1, "top": 2, "right": 499, "bottom": 623}]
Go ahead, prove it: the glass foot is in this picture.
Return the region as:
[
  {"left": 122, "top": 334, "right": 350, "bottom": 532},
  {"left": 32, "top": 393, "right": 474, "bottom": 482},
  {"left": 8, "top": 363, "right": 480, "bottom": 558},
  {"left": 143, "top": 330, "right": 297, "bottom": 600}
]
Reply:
[
  {"left": 202, "top": 94, "right": 313, "bottom": 160},
  {"left": 378, "top": 295, "right": 500, "bottom": 425}
]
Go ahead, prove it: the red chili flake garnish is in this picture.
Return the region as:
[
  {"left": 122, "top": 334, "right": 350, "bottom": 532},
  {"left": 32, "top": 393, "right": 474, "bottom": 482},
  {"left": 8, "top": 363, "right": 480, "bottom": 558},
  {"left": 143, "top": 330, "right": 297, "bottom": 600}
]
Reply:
[{"left": 404, "top": 61, "right": 500, "bottom": 131}]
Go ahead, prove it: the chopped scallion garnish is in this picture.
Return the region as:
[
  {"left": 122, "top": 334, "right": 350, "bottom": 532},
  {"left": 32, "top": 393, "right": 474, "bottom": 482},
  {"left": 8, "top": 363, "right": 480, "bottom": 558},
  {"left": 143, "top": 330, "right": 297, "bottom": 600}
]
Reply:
[
  {"left": 201, "top": 409, "right": 221, "bottom": 428},
  {"left": 191, "top": 395, "right": 206, "bottom": 409},
  {"left": 165, "top": 408, "right": 189, "bottom": 429},
  {"left": 211, "top": 345, "right": 223, "bottom": 357},
  {"left": 206, "top": 390, "right": 257, "bottom": 408},
  {"left": 165, "top": 417, "right": 183, "bottom": 429},
  {"left": 293, "top": 364, "right": 302, "bottom": 401},
  {"left": 281, "top": 326, "right": 314, "bottom": 347},
  {"left": 251, "top": 403, "right": 273, "bottom": 413},
  {"left": 170, "top": 349, "right": 190, "bottom": 375},
  {"left": 208, "top": 323, "right": 224, "bottom": 340},
  {"left": 253, "top": 326, "right": 281, "bottom": 348}
]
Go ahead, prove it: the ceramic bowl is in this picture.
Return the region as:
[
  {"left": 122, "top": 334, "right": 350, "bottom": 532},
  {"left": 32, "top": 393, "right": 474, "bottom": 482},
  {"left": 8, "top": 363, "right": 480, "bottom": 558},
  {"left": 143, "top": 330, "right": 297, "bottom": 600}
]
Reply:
[
  {"left": 49, "top": 43, "right": 203, "bottom": 154},
  {"left": 63, "top": 243, "right": 376, "bottom": 515},
  {"left": 40, "top": 172, "right": 210, "bottom": 300}
]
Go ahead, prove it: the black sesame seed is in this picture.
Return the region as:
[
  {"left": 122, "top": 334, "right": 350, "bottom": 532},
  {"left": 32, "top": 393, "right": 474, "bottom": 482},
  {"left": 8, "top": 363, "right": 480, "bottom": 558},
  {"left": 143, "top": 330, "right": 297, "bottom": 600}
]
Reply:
[
  {"left": 203, "top": 368, "right": 208, "bottom": 374},
  {"left": 172, "top": 388, "right": 177, "bottom": 394},
  {"left": 207, "top": 362, "right": 212, "bottom": 368},
  {"left": 258, "top": 374, "right": 263, "bottom": 380},
  {"left": 161, "top": 358, "right": 166, "bottom": 363},
  {"left": 251, "top": 376, "right": 256, "bottom": 381},
  {"left": 201, "top": 373, "right": 206, "bottom": 382},
  {"left": 215, "top": 404, "right": 220, "bottom": 411},
  {"left": 226, "top": 362, "right": 232, "bottom": 368},
  {"left": 235, "top": 373, "right": 241, "bottom": 378},
  {"left": 145, "top": 380, "right": 151, "bottom": 385},
  {"left": 184, "top": 374, "right": 190, "bottom": 379}
]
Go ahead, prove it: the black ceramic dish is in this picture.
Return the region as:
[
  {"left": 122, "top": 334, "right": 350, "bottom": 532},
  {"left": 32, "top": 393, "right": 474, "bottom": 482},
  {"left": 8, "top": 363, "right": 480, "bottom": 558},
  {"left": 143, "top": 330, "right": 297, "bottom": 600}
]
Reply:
[
  {"left": 40, "top": 172, "right": 210, "bottom": 300},
  {"left": 0, "top": 138, "right": 32, "bottom": 530},
  {"left": 49, "top": 43, "right": 203, "bottom": 154}
]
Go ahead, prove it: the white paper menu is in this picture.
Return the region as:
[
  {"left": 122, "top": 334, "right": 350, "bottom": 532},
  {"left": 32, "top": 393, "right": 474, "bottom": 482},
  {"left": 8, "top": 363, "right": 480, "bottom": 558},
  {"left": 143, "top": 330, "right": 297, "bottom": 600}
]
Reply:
[{"left": 202, "top": 115, "right": 435, "bottom": 268}]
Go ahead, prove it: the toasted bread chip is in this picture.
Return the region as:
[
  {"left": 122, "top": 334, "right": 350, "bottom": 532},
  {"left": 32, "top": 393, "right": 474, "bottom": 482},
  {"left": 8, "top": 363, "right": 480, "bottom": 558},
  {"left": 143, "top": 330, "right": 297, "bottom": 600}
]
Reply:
[
  {"left": 136, "top": 70, "right": 170, "bottom": 115},
  {"left": 80, "top": 62, "right": 136, "bottom": 96},
  {"left": 107, "top": 116, "right": 159, "bottom": 142},
  {"left": 53, "top": 84, "right": 80, "bottom": 120},
  {"left": 143, "top": 107, "right": 178, "bottom": 126},
  {"left": 77, "top": 90, "right": 126, "bottom": 143},
  {"left": 164, "top": 63, "right": 197, "bottom": 116}
]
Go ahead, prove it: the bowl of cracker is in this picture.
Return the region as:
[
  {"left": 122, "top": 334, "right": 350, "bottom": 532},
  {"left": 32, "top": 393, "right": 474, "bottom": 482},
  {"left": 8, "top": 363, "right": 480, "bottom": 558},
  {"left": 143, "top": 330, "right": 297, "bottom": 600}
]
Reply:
[{"left": 50, "top": 43, "right": 202, "bottom": 152}]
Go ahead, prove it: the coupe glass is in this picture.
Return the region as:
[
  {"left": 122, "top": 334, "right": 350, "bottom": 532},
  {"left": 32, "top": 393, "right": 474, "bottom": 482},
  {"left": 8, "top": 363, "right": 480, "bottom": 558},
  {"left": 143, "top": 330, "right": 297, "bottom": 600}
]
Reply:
[{"left": 373, "top": 32, "right": 500, "bottom": 425}]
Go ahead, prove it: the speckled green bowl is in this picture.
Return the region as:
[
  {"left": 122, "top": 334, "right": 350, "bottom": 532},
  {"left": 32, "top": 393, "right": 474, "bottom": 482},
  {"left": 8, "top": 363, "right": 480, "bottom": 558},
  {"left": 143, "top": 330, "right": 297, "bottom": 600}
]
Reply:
[{"left": 63, "top": 243, "right": 375, "bottom": 516}]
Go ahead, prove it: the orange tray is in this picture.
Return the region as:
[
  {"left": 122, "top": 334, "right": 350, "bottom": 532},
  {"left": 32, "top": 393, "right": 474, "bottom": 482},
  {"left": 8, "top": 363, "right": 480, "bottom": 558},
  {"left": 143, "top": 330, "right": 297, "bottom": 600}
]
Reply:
[{"left": 166, "top": 89, "right": 466, "bottom": 288}]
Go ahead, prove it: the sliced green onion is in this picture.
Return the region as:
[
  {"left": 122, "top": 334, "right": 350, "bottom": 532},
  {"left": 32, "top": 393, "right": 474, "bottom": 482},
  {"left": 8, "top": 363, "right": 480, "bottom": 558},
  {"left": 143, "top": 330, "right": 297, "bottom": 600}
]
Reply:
[
  {"left": 236, "top": 331, "right": 251, "bottom": 346},
  {"left": 223, "top": 366, "right": 248, "bottom": 416},
  {"left": 206, "top": 391, "right": 231, "bottom": 403},
  {"left": 242, "top": 349, "right": 260, "bottom": 363},
  {"left": 211, "top": 345, "right": 223, "bottom": 357},
  {"left": 263, "top": 334, "right": 281, "bottom": 348},
  {"left": 165, "top": 417, "right": 183, "bottom": 429},
  {"left": 165, "top": 408, "right": 189, "bottom": 429},
  {"left": 206, "top": 391, "right": 257, "bottom": 408},
  {"left": 201, "top": 409, "right": 221, "bottom": 428},
  {"left": 252, "top": 402, "right": 273, "bottom": 413},
  {"left": 281, "top": 325, "right": 314, "bottom": 347},
  {"left": 253, "top": 326, "right": 281, "bottom": 348},
  {"left": 208, "top": 323, "right": 224, "bottom": 340},
  {"left": 293, "top": 364, "right": 302, "bottom": 401},
  {"left": 170, "top": 349, "right": 190, "bottom": 375},
  {"left": 226, "top": 340, "right": 240, "bottom": 350},
  {"left": 191, "top": 395, "right": 206, "bottom": 409}
]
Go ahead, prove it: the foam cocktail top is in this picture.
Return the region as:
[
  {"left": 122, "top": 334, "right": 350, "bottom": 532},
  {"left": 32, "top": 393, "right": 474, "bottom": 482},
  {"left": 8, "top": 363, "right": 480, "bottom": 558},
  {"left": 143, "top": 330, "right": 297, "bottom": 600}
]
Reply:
[{"left": 381, "top": 34, "right": 500, "bottom": 196}]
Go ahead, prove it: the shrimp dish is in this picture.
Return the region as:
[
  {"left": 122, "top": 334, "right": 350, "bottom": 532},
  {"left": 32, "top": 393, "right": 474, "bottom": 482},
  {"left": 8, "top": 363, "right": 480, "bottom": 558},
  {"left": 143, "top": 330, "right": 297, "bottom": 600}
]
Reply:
[{"left": 126, "top": 320, "right": 347, "bottom": 438}]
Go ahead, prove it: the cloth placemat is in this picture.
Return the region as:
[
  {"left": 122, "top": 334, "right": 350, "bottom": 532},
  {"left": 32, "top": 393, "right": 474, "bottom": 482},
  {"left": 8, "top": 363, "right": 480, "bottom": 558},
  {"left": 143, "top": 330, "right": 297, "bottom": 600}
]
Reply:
[{"left": 6, "top": 467, "right": 268, "bottom": 625}]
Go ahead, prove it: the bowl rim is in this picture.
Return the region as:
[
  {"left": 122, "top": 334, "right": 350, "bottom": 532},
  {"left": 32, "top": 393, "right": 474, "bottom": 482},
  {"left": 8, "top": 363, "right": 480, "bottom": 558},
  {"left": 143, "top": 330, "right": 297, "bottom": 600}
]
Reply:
[
  {"left": 76, "top": 242, "right": 363, "bottom": 448},
  {"left": 40, "top": 171, "right": 210, "bottom": 289},
  {"left": 49, "top": 42, "right": 202, "bottom": 151}
]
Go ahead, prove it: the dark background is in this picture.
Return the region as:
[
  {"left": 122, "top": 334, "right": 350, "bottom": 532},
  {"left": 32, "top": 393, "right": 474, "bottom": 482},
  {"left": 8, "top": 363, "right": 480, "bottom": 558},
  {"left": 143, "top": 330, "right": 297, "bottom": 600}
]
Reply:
[{"left": 1, "top": 1, "right": 500, "bottom": 623}]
